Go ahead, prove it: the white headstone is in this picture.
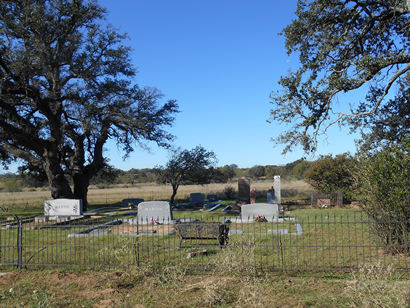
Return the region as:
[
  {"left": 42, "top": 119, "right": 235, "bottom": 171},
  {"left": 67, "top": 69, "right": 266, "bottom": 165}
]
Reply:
[
  {"left": 44, "top": 199, "right": 83, "bottom": 216},
  {"left": 138, "top": 201, "right": 173, "bottom": 224},
  {"left": 241, "top": 203, "right": 279, "bottom": 222},
  {"left": 274, "top": 175, "right": 281, "bottom": 204}
]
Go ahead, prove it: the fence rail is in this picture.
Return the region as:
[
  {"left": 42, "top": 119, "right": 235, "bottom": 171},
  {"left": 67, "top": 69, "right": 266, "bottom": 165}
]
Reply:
[{"left": 0, "top": 214, "right": 408, "bottom": 272}]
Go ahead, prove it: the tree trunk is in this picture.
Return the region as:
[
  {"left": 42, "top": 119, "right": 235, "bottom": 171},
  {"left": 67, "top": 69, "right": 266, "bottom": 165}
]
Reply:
[
  {"left": 170, "top": 184, "right": 179, "bottom": 205},
  {"left": 48, "top": 172, "right": 74, "bottom": 199},
  {"left": 73, "top": 173, "right": 90, "bottom": 212},
  {"left": 43, "top": 149, "right": 73, "bottom": 200}
]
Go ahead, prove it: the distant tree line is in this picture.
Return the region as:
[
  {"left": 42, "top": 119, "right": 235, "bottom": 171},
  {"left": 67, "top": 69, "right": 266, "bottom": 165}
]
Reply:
[{"left": 0, "top": 158, "right": 317, "bottom": 190}]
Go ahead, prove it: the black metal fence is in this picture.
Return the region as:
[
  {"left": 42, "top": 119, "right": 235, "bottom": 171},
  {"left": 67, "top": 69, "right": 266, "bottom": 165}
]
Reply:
[{"left": 0, "top": 214, "right": 408, "bottom": 272}]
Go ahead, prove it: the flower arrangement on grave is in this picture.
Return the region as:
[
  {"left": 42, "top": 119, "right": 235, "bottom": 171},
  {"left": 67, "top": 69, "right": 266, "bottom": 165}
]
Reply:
[
  {"left": 254, "top": 215, "right": 267, "bottom": 222},
  {"left": 149, "top": 218, "right": 158, "bottom": 225}
]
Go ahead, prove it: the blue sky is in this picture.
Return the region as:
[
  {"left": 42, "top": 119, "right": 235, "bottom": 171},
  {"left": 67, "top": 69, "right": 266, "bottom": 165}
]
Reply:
[{"left": 3, "top": 0, "right": 360, "bottom": 173}]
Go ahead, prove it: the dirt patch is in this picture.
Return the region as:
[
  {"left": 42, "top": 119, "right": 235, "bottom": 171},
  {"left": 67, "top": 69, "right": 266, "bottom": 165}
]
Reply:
[
  {"left": 76, "top": 288, "right": 115, "bottom": 300},
  {"left": 111, "top": 223, "right": 174, "bottom": 235},
  {"left": 0, "top": 272, "right": 18, "bottom": 285},
  {"left": 47, "top": 272, "right": 98, "bottom": 288},
  {"left": 93, "top": 298, "right": 118, "bottom": 308}
]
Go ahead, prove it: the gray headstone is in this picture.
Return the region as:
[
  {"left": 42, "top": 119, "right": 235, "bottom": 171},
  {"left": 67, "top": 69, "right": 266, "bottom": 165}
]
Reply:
[
  {"left": 273, "top": 176, "right": 281, "bottom": 204},
  {"left": 44, "top": 199, "right": 83, "bottom": 216},
  {"left": 190, "top": 193, "right": 205, "bottom": 206},
  {"left": 241, "top": 203, "right": 279, "bottom": 222},
  {"left": 122, "top": 198, "right": 144, "bottom": 207},
  {"left": 138, "top": 201, "right": 173, "bottom": 224},
  {"left": 207, "top": 194, "right": 219, "bottom": 202},
  {"left": 238, "top": 177, "right": 250, "bottom": 204}
]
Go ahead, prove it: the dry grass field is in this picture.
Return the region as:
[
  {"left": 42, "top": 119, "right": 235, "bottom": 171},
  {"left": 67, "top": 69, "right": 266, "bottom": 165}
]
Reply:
[{"left": 0, "top": 180, "right": 312, "bottom": 211}]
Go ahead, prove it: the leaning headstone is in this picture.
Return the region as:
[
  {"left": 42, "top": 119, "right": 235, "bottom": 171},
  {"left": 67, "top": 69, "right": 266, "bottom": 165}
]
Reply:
[
  {"left": 44, "top": 199, "right": 83, "bottom": 216},
  {"left": 241, "top": 203, "right": 279, "bottom": 222},
  {"left": 121, "top": 198, "right": 144, "bottom": 208},
  {"left": 190, "top": 193, "right": 205, "bottom": 206},
  {"left": 238, "top": 177, "right": 250, "bottom": 205},
  {"left": 138, "top": 201, "right": 173, "bottom": 224}
]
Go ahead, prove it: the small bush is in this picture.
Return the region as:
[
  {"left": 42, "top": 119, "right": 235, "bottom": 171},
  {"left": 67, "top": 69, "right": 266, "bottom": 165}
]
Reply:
[{"left": 222, "top": 186, "right": 236, "bottom": 200}]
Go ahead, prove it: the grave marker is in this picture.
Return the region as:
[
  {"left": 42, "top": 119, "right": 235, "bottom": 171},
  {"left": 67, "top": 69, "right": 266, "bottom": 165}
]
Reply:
[
  {"left": 190, "top": 193, "right": 205, "bottom": 206},
  {"left": 238, "top": 177, "right": 250, "bottom": 205},
  {"left": 138, "top": 201, "right": 173, "bottom": 224},
  {"left": 44, "top": 199, "right": 83, "bottom": 216},
  {"left": 250, "top": 189, "right": 256, "bottom": 204},
  {"left": 273, "top": 175, "right": 281, "bottom": 204},
  {"left": 241, "top": 203, "right": 279, "bottom": 222}
]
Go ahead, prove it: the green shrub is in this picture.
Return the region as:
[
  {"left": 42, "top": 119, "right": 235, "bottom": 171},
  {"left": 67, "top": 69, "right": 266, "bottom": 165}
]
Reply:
[
  {"left": 354, "top": 140, "right": 409, "bottom": 253},
  {"left": 222, "top": 186, "right": 236, "bottom": 200},
  {"left": 304, "top": 153, "right": 355, "bottom": 202}
]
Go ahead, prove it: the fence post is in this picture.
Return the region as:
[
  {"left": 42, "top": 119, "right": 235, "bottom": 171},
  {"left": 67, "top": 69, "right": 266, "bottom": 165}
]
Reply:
[
  {"left": 136, "top": 215, "right": 140, "bottom": 267},
  {"left": 13, "top": 215, "right": 23, "bottom": 270}
]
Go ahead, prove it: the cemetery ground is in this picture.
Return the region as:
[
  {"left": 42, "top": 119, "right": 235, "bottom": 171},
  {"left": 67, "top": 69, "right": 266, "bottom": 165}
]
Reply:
[{"left": 0, "top": 180, "right": 409, "bottom": 307}]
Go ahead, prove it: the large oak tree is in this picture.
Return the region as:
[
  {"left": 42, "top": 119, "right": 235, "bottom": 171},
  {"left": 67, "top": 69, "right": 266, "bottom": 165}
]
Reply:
[
  {"left": 0, "top": 0, "right": 178, "bottom": 209},
  {"left": 270, "top": 0, "right": 409, "bottom": 153}
]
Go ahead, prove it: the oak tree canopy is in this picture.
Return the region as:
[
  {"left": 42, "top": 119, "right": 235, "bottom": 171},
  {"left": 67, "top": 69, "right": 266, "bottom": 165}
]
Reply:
[
  {"left": 270, "top": 0, "right": 409, "bottom": 153},
  {"left": 0, "top": 0, "right": 178, "bottom": 209}
]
